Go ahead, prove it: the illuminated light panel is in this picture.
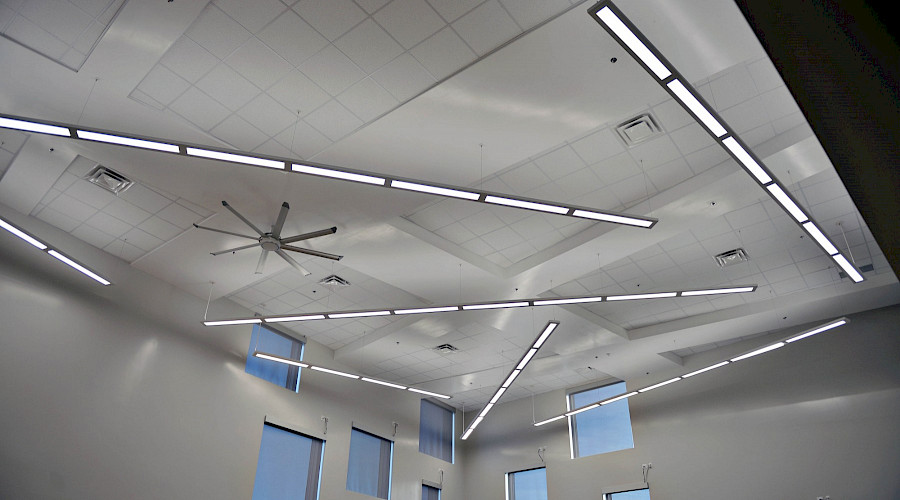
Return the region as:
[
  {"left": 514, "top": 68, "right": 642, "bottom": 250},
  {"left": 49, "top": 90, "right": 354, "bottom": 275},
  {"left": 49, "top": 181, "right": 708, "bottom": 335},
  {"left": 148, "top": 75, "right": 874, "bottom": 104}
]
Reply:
[
  {"left": 833, "top": 254, "right": 864, "bottom": 283},
  {"left": 264, "top": 314, "right": 326, "bottom": 323},
  {"left": 533, "top": 296, "right": 604, "bottom": 306},
  {"left": 361, "top": 377, "right": 407, "bottom": 390},
  {"left": 601, "top": 391, "right": 638, "bottom": 405},
  {"left": 516, "top": 349, "right": 538, "bottom": 370},
  {"left": 721, "top": 137, "right": 772, "bottom": 184},
  {"left": 638, "top": 377, "right": 681, "bottom": 393},
  {"left": 479, "top": 403, "right": 495, "bottom": 417},
  {"left": 311, "top": 366, "right": 360, "bottom": 379},
  {"left": 766, "top": 184, "right": 809, "bottom": 222},
  {"left": 565, "top": 403, "right": 600, "bottom": 416},
  {"left": 461, "top": 428, "right": 475, "bottom": 440},
  {"left": 328, "top": 310, "right": 391, "bottom": 319},
  {"left": 462, "top": 301, "right": 530, "bottom": 311},
  {"left": 483, "top": 195, "right": 569, "bottom": 214},
  {"left": 204, "top": 318, "right": 262, "bottom": 326},
  {"left": 534, "top": 415, "right": 566, "bottom": 426},
  {"left": 501, "top": 370, "right": 521, "bottom": 388},
  {"left": 47, "top": 250, "right": 111, "bottom": 285},
  {"left": 394, "top": 306, "right": 459, "bottom": 315},
  {"left": 594, "top": 6, "right": 671, "bottom": 80},
  {"left": 407, "top": 387, "right": 452, "bottom": 399},
  {"left": 0, "top": 218, "right": 47, "bottom": 249},
  {"left": 681, "top": 286, "right": 755, "bottom": 297},
  {"left": 186, "top": 147, "right": 284, "bottom": 169},
  {"left": 801, "top": 222, "right": 839, "bottom": 256},
  {"left": 76, "top": 130, "right": 180, "bottom": 153},
  {"left": 489, "top": 387, "right": 506, "bottom": 404},
  {"left": 667, "top": 79, "right": 727, "bottom": 137},
  {"left": 532, "top": 322, "right": 559, "bottom": 348},
  {"left": 253, "top": 351, "right": 309, "bottom": 368},
  {"left": 786, "top": 318, "right": 848, "bottom": 343},
  {"left": 292, "top": 164, "right": 385, "bottom": 185},
  {"left": 0, "top": 116, "right": 70, "bottom": 136},
  {"left": 607, "top": 292, "right": 677, "bottom": 301},
  {"left": 571, "top": 209, "right": 655, "bottom": 228},
  {"left": 389, "top": 180, "right": 480, "bottom": 200},
  {"left": 682, "top": 361, "right": 730, "bottom": 378},
  {"left": 731, "top": 342, "right": 785, "bottom": 362}
]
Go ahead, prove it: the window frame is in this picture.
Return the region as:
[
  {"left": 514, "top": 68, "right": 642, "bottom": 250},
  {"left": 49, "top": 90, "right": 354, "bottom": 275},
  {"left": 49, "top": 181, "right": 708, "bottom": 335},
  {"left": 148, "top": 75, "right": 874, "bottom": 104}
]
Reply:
[
  {"left": 505, "top": 466, "right": 548, "bottom": 500},
  {"left": 246, "top": 323, "right": 306, "bottom": 392},
  {"left": 346, "top": 426, "right": 394, "bottom": 499},
  {"left": 251, "top": 420, "right": 325, "bottom": 500},
  {"left": 566, "top": 380, "right": 635, "bottom": 459},
  {"left": 421, "top": 482, "right": 441, "bottom": 500},
  {"left": 602, "top": 485, "right": 651, "bottom": 500},
  {"left": 418, "top": 398, "right": 455, "bottom": 463}
]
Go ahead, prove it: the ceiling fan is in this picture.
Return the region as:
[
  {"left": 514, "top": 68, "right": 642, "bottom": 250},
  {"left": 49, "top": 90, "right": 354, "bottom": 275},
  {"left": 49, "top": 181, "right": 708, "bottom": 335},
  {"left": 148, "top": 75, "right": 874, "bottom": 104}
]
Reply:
[{"left": 194, "top": 200, "right": 342, "bottom": 276}]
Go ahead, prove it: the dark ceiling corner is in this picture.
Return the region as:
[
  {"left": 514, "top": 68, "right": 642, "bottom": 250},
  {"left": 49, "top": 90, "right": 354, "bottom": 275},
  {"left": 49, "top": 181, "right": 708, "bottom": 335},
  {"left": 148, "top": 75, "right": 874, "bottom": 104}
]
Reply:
[{"left": 734, "top": 0, "right": 900, "bottom": 278}]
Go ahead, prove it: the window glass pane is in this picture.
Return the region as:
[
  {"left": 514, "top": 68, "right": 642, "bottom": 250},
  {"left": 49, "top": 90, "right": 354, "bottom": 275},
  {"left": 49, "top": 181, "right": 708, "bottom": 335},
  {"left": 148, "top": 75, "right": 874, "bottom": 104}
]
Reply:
[
  {"left": 419, "top": 399, "right": 453, "bottom": 462},
  {"left": 507, "top": 468, "right": 548, "bottom": 500},
  {"left": 570, "top": 381, "right": 634, "bottom": 457},
  {"left": 252, "top": 424, "right": 323, "bottom": 500},
  {"left": 422, "top": 484, "right": 440, "bottom": 500},
  {"left": 608, "top": 489, "right": 651, "bottom": 500},
  {"left": 246, "top": 324, "right": 303, "bottom": 391},
  {"left": 347, "top": 428, "right": 392, "bottom": 499}
]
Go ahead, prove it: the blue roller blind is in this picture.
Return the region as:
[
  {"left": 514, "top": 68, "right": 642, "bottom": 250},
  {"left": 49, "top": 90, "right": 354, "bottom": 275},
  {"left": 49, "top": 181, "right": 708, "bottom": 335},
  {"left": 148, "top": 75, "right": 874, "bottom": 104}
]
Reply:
[
  {"left": 422, "top": 484, "right": 440, "bottom": 500},
  {"left": 507, "top": 468, "right": 548, "bottom": 500},
  {"left": 246, "top": 324, "right": 304, "bottom": 391},
  {"left": 419, "top": 399, "right": 453, "bottom": 462},
  {"left": 347, "top": 428, "right": 392, "bottom": 499},
  {"left": 252, "top": 423, "right": 323, "bottom": 500},
  {"left": 608, "top": 488, "right": 651, "bottom": 500}
]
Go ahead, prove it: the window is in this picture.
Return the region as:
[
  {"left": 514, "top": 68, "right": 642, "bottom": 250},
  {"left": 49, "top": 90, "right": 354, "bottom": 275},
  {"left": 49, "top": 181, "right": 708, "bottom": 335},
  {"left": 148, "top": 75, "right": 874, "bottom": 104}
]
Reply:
[
  {"left": 419, "top": 399, "right": 454, "bottom": 462},
  {"left": 246, "top": 324, "right": 304, "bottom": 391},
  {"left": 506, "top": 467, "right": 548, "bottom": 500},
  {"left": 251, "top": 423, "right": 324, "bottom": 500},
  {"left": 347, "top": 428, "right": 393, "bottom": 499},
  {"left": 568, "top": 381, "right": 634, "bottom": 458},
  {"left": 606, "top": 488, "right": 651, "bottom": 500},
  {"left": 422, "top": 484, "right": 441, "bottom": 500}
]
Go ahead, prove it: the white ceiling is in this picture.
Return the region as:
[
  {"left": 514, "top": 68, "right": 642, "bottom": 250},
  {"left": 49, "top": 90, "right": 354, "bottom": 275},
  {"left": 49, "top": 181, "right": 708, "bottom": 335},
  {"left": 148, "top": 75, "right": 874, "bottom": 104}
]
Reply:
[{"left": 0, "top": 0, "right": 896, "bottom": 409}]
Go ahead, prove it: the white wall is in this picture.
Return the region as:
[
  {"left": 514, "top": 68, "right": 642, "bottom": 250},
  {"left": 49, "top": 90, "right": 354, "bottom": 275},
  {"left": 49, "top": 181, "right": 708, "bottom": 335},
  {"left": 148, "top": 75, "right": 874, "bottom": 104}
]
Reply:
[
  {"left": 0, "top": 206, "right": 461, "bottom": 500},
  {"left": 461, "top": 305, "right": 900, "bottom": 500}
]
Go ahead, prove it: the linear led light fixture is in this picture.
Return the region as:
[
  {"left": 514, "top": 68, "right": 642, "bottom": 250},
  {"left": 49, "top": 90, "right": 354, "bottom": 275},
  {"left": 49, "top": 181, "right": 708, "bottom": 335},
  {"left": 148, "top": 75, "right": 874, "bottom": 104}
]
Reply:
[
  {"left": 461, "top": 321, "right": 560, "bottom": 440},
  {"left": 0, "top": 113, "right": 657, "bottom": 229},
  {"left": 0, "top": 215, "right": 112, "bottom": 285},
  {"left": 534, "top": 317, "right": 849, "bottom": 426},
  {"left": 203, "top": 285, "right": 756, "bottom": 326},
  {"left": 588, "top": 1, "right": 865, "bottom": 282},
  {"left": 253, "top": 351, "right": 309, "bottom": 368}
]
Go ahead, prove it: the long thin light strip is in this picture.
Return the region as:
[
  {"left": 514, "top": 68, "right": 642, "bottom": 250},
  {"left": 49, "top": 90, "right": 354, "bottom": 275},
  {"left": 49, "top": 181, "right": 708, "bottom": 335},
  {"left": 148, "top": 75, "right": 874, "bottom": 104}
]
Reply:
[
  {"left": 601, "top": 391, "right": 638, "bottom": 405},
  {"left": 516, "top": 349, "right": 539, "bottom": 370},
  {"left": 407, "top": 387, "right": 452, "bottom": 399},
  {"left": 533, "top": 296, "right": 604, "bottom": 306},
  {"left": 801, "top": 222, "right": 839, "bottom": 255},
  {"left": 293, "top": 164, "right": 385, "bottom": 185},
  {"left": 501, "top": 370, "right": 521, "bottom": 388},
  {"left": 264, "top": 314, "right": 326, "bottom": 323},
  {"left": 204, "top": 318, "right": 262, "bottom": 326},
  {"left": 390, "top": 180, "right": 480, "bottom": 200},
  {"left": 594, "top": 6, "right": 671, "bottom": 80},
  {"left": 47, "top": 250, "right": 111, "bottom": 285},
  {"left": 311, "top": 365, "right": 360, "bottom": 379},
  {"left": 571, "top": 209, "right": 655, "bottom": 228},
  {"left": 607, "top": 292, "right": 678, "bottom": 301},
  {"left": 0, "top": 218, "right": 48, "bottom": 249},
  {"left": 483, "top": 195, "right": 569, "bottom": 214},
  {"left": 730, "top": 342, "right": 785, "bottom": 362},
  {"left": 462, "top": 301, "right": 530, "bottom": 311},
  {"left": 681, "top": 286, "right": 756, "bottom": 297},
  {"left": 328, "top": 310, "right": 392, "bottom": 319},
  {"left": 489, "top": 387, "right": 507, "bottom": 404},
  {"left": 534, "top": 414, "right": 567, "bottom": 426},
  {"left": 76, "top": 130, "right": 180, "bottom": 153},
  {"left": 785, "top": 318, "right": 847, "bottom": 343},
  {"left": 394, "top": 306, "right": 460, "bottom": 315},
  {"left": 682, "top": 361, "right": 730, "bottom": 378},
  {"left": 833, "top": 254, "right": 864, "bottom": 283},
  {"left": 532, "top": 322, "right": 559, "bottom": 348},
  {"left": 186, "top": 147, "right": 283, "bottom": 169},
  {"left": 766, "top": 184, "right": 809, "bottom": 222},
  {"left": 479, "top": 403, "right": 495, "bottom": 417},
  {"left": 565, "top": 403, "right": 600, "bottom": 416},
  {"left": 638, "top": 377, "right": 681, "bottom": 393},
  {"left": 253, "top": 351, "right": 309, "bottom": 368},
  {"left": 666, "top": 80, "right": 727, "bottom": 137},
  {"left": 0, "top": 116, "right": 70, "bottom": 136},
  {"left": 721, "top": 137, "right": 772, "bottom": 184},
  {"left": 361, "top": 377, "right": 407, "bottom": 390}
]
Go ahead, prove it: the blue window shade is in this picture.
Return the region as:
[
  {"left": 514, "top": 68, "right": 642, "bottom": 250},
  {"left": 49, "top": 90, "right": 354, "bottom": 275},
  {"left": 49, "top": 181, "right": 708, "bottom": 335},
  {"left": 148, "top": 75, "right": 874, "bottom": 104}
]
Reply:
[
  {"left": 252, "top": 423, "right": 324, "bottom": 500},
  {"left": 422, "top": 484, "right": 440, "bottom": 500},
  {"left": 608, "top": 489, "right": 651, "bottom": 500},
  {"left": 507, "top": 468, "right": 548, "bottom": 500},
  {"left": 246, "top": 324, "right": 304, "bottom": 391},
  {"left": 419, "top": 399, "right": 454, "bottom": 462},
  {"left": 570, "top": 381, "right": 634, "bottom": 457},
  {"left": 347, "top": 428, "right": 393, "bottom": 499}
]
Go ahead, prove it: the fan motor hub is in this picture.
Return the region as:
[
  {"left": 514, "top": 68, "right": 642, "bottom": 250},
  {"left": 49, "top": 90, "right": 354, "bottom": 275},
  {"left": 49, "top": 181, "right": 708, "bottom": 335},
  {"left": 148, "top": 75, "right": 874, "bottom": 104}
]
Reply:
[{"left": 259, "top": 236, "right": 280, "bottom": 252}]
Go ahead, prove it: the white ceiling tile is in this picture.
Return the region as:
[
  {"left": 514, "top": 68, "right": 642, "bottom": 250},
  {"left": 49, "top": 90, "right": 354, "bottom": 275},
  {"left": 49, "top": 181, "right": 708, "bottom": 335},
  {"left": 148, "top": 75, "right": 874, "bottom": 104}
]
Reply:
[
  {"left": 371, "top": 53, "right": 436, "bottom": 101},
  {"left": 5, "top": 15, "right": 68, "bottom": 59},
  {"left": 499, "top": 0, "right": 569, "bottom": 30},
  {"left": 105, "top": 198, "right": 152, "bottom": 226},
  {"left": 459, "top": 237, "right": 492, "bottom": 254},
  {"left": 374, "top": 0, "right": 444, "bottom": 49},
  {"left": 427, "top": 0, "right": 484, "bottom": 23},
  {"left": 434, "top": 221, "right": 476, "bottom": 244},
  {"left": 157, "top": 202, "right": 205, "bottom": 229},
  {"left": 334, "top": 19, "right": 404, "bottom": 74},
  {"left": 257, "top": 10, "right": 328, "bottom": 67},
  {"left": 196, "top": 63, "right": 261, "bottom": 112},
  {"left": 0, "top": 4, "right": 14, "bottom": 31},
  {"left": 225, "top": 38, "right": 293, "bottom": 90},
  {"left": 533, "top": 145, "right": 585, "bottom": 178},
  {"left": 499, "top": 240, "right": 535, "bottom": 262},
  {"left": 809, "top": 196, "right": 856, "bottom": 223},
  {"left": 753, "top": 248, "right": 795, "bottom": 272},
  {"left": 63, "top": 180, "right": 117, "bottom": 210},
  {"left": 483, "top": 251, "right": 512, "bottom": 267},
  {"left": 272, "top": 120, "right": 332, "bottom": 158},
  {"left": 237, "top": 93, "right": 298, "bottom": 137},
  {"left": 590, "top": 151, "right": 640, "bottom": 186},
  {"left": 699, "top": 232, "right": 742, "bottom": 256},
  {"left": 136, "top": 65, "right": 191, "bottom": 106},
  {"left": 733, "top": 219, "right": 778, "bottom": 245},
  {"left": 185, "top": 5, "right": 252, "bottom": 60},
  {"left": 760, "top": 86, "right": 801, "bottom": 121},
  {"left": 724, "top": 203, "right": 769, "bottom": 230},
  {"left": 669, "top": 122, "right": 716, "bottom": 156},
  {"left": 169, "top": 87, "right": 232, "bottom": 130},
  {"left": 772, "top": 112, "right": 806, "bottom": 135},
  {"left": 103, "top": 240, "right": 144, "bottom": 262},
  {"left": 452, "top": 0, "right": 520, "bottom": 55},
  {"left": 627, "top": 134, "right": 682, "bottom": 170},
  {"left": 607, "top": 174, "right": 650, "bottom": 207},
  {"left": 19, "top": 0, "right": 92, "bottom": 44},
  {"left": 407, "top": 203, "right": 455, "bottom": 230},
  {"left": 356, "top": 0, "right": 392, "bottom": 14},
  {"left": 300, "top": 44, "right": 367, "bottom": 96},
  {"left": 137, "top": 216, "right": 182, "bottom": 241},
  {"left": 570, "top": 127, "right": 624, "bottom": 166},
  {"left": 691, "top": 215, "right": 735, "bottom": 241},
  {"left": 747, "top": 58, "right": 784, "bottom": 93},
  {"left": 35, "top": 206, "right": 80, "bottom": 232},
  {"left": 554, "top": 167, "right": 601, "bottom": 199},
  {"left": 498, "top": 162, "right": 550, "bottom": 193},
  {"left": 210, "top": 115, "right": 269, "bottom": 151},
  {"left": 410, "top": 26, "right": 477, "bottom": 81},
  {"left": 709, "top": 64, "right": 757, "bottom": 110},
  {"left": 763, "top": 263, "right": 801, "bottom": 284},
  {"left": 509, "top": 215, "right": 553, "bottom": 239},
  {"left": 0, "top": 128, "right": 27, "bottom": 153},
  {"left": 647, "top": 158, "right": 692, "bottom": 192},
  {"left": 85, "top": 211, "right": 132, "bottom": 237},
  {"left": 720, "top": 96, "right": 769, "bottom": 134},
  {"left": 304, "top": 99, "right": 364, "bottom": 141},
  {"left": 268, "top": 70, "right": 330, "bottom": 116},
  {"left": 293, "top": 0, "right": 366, "bottom": 41},
  {"left": 119, "top": 184, "right": 173, "bottom": 214},
  {"left": 459, "top": 210, "right": 504, "bottom": 236},
  {"left": 71, "top": 223, "right": 117, "bottom": 249},
  {"left": 256, "top": 139, "right": 294, "bottom": 158},
  {"left": 684, "top": 144, "right": 729, "bottom": 174},
  {"left": 158, "top": 37, "right": 219, "bottom": 84},
  {"left": 122, "top": 227, "right": 164, "bottom": 252},
  {"left": 336, "top": 77, "right": 399, "bottom": 122},
  {"left": 47, "top": 193, "right": 97, "bottom": 221},
  {"left": 652, "top": 98, "right": 694, "bottom": 131},
  {"left": 214, "top": 0, "right": 286, "bottom": 33}
]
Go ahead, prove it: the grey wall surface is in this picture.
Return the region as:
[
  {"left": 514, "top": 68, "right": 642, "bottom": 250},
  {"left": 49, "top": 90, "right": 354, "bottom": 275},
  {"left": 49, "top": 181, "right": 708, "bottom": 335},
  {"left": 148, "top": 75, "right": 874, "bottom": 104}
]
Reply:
[{"left": 461, "top": 305, "right": 900, "bottom": 500}]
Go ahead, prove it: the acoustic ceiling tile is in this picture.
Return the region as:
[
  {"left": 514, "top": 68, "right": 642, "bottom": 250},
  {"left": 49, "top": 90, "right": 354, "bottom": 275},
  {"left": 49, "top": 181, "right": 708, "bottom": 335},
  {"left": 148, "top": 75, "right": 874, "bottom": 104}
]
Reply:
[
  {"left": 334, "top": 18, "right": 404, "bottom": 74},
  {"left": 452, "top": 0, "right": 520, "bottom": 56},
  {"left": 257, "top": 10, "right": 328, "bottom": 67},
  {"left": 374, "top": 0, "right": 444, "bottom": 49},
  {"left": 410, "top": 27, "right": 477, "bottom": 81}
]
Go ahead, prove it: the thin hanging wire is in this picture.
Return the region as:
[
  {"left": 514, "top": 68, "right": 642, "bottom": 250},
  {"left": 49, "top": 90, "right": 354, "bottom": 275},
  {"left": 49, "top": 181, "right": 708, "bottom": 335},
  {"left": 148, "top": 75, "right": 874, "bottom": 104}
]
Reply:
[
  {"left": 458, "top": 263, "right": 462, "bottom": 303},
  {"left": 838, "top": 221, "right": 855, "bottom": 264},
  {"left": 204, "top": 281, "right": 215, "bottom": 320},
  {"left": 479, "top": 143, "right": 484, "bottom": 191},
  {"left": 77, "top": 77, "right": 99, "bottom": 125},
  {"left": 290, "top": 110, "right": 301, "bottom": 154}
]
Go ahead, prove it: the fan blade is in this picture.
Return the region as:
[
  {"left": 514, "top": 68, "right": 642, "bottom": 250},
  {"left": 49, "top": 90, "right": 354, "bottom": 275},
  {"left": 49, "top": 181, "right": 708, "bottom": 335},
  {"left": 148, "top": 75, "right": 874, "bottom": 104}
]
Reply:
[
  {"left": 280, "top": 226, "right": 337, "bottom": 245},
  {"left": 271, "top": 202, "right": 290, "bottom": 238},
  {"left": 254, "top": 250, "right": 269, "bottom": 274},
  {"left": 221, "top": 200, "right": 265, "bottom": 236},
  {"left": 211, "top": 242, "right": 263, "bottom": 256},
  {"left": 193, "top": 224, "right": 258, "bottom": 240},
  {"left": 275, "top": 248, "right": 311, "bottom": 276},
  {"left": 282, "top": 244, "right": 343, "bottom": 261}
]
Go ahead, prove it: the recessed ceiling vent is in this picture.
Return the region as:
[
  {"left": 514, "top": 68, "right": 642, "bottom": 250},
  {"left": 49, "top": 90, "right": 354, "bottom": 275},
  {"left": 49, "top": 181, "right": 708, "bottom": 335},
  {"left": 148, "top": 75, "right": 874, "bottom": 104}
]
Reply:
[
  {"left": 432, "top": 344, "right": 459, "bottom": 354},
  {"left": 318, "top": 275, "right": 350, "bottom": 286},
  {"left": 715, "top": 248, "right": 749, "bottom": 267},
  {"left": 616, "top": 113, "right": 662, "bottom": 146},
  {"left": 85, "top": 165, "right": 133, "bottom": 195}
]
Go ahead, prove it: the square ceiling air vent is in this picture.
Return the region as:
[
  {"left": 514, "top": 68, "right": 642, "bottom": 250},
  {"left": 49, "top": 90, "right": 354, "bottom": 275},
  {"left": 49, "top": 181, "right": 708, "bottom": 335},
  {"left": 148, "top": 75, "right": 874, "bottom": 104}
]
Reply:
[
  {"left": 616, "top": 113, "right": 661, "bottom": 146},
  {"left": 319, "top": 275, "right": 350, "bottom": 286},
  {"left": 85, "top": 165, "right": 133, "bottom": 195},
  {"left": 715, "top": 248, "right": 749, "bottom": 267}
]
